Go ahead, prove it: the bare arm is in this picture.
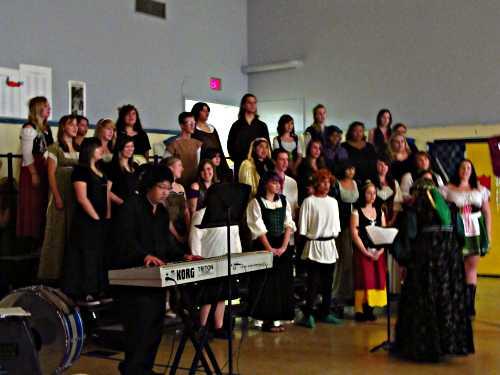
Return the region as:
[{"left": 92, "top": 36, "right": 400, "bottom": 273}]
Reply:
[
  {"left": 375, "top": 211, "right": 387, "bottom": 259},
  {"left": 106, "top": 181, "right": 112, "bottom": 219},
  {"left": 74, "top": 181, "right": 100, "bottom": 220},
  {"left": 110, "top": 192, "right": 124, "bottom": 206},
  {"left": 278, "top": 227, "right": 292, "bottom": 256},
  {"left": 257, "top": 233, "right": 274, "bottom": 252},
  {"left": 482, "top": 198, "right": 492, "bottom": 239},
  {"left": 188, "top": 183, "right": 199, "bottom": 216}
]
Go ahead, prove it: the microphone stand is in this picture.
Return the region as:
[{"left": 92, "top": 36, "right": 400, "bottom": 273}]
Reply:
[{"left": 226, "top": 207, "right": 235, "bottom": 375}]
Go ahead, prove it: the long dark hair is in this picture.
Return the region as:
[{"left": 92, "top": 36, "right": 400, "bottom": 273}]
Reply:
[
  {"left": 375, "top": 155, "right": 395, "bottom": 190},
  {"left": 57, "top": 114, "right": 77, "bottom": 152},
  {"left": 111, "top": 136, "right": 136, "bottom": 173},
  {"left": 116, "top": 104, "right": 145, "bottom": 134},
  {"left": 376, "top": 109, "right": 392, "bottom": 128},
  {"left": 336, "top": 160, "right": 356, "bottom": 179},
  {"left": 374, "top": 109, "right": 392, "bottom": 150},
  {"left": 191, "top": 102, "right": 210, "bottom": 122},
  {"left": 277, "top": 114, "right": 297, "bottom": 139},
  {"left": 78, "top": 137, "right": 102, "bottom": 169},
  {"left": 197, "top": 159, "right": 218, "bottom": 184},
  {"left": 305, "top": 139, "right": 326, "bottom": 169},
  {"left": 238, "top": 93, "right": 258, "bottom": 120},
  {"left": 345, "top": 121, "right": 366, "bottom": 142},
  {"left": 450, "top": 159, "right": 479, "bottom": 189}
]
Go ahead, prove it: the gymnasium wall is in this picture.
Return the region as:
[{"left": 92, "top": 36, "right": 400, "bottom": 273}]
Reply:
[
  {"left": 248, "top": 0, "right": 500, "bottom": 129},
  {"left": 0, "top": 0, "right": 248, "bottom": 130}
]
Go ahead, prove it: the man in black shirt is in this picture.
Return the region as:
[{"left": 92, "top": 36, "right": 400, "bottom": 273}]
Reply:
[
  {"left": 227, "top": 93, "right": 270, "bottom": 179},
  {"left": 112, "top": 165, "right": 184, "bottom": 375}
]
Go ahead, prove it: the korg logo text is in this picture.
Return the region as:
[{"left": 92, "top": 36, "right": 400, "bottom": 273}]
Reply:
[{"left": 177, "top": 268, "right": 195, "bottom": 280}]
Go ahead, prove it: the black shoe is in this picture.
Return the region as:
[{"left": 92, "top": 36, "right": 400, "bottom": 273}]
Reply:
[
  {"left": 355, "top": 312, "right": 366, "bottom": 322},
  {"left": 366, "top": 312, "right": 377, "bottom": 321},
  {"left": 363, "top": 304, "right": 377, "bottom": 321}
]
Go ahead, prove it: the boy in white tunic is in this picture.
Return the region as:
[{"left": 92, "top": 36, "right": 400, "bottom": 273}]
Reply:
[{"left": 298, "top": 169, "right": 342, "bottom": 328}]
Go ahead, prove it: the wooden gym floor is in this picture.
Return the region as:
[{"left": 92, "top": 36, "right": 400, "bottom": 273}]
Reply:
[{"left": 70, "top": 277, "right": 500, "bottom": 375}]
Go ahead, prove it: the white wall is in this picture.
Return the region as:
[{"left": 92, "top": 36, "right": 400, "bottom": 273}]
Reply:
[
  {"left": 247, "top": 0, "right": 500, "bottom": 130},
  {"left": 0, "top": 0, "right": 247, "bottom": 130}
]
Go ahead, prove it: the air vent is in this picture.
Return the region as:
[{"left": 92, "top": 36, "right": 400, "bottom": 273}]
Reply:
[{"left": 136, "top": 0, "right": 166, "bottom": 19}]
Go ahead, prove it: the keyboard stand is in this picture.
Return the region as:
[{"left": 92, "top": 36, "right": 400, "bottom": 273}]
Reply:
[{"left": 169, "top": 290, "right": 222, "bottom": 375}]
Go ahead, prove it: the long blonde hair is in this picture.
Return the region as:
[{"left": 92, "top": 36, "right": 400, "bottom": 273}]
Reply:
[
  {"left": 387, "top": 133, "right": 411, "bottom": 161},
  {"left": 27, "top": 96, "right": 49, "bottom": 132},
  {"left": 94, "top": 118, "right": 116, "bottom": 150}
]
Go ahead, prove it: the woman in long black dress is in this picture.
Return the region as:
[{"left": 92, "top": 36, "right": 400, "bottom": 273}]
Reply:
[
  {"left": 368, "top": 109, "right": 392, "bottom": 154},
  {"left": 191, "top": 102, "right": 233, "bottom": 182},
  {"left": 108, "top": 136, "right": 139, "bottom": 208},
  {"left": 393, "top": 174, "right": 474, "bottom": 361},
  {"left": 341, "top": 121, "right": 378, "bottom": 184},
  {"left": 63, "top": 137, "right": 112, "bottom": 306},
  {"left": 246, "top": 172, "right": 296, "bottom": 332},
  {"left": 116, "top": 104, "right": 151, "bottom": 164}
]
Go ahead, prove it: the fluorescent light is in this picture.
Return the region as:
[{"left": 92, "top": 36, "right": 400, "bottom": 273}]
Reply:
[{"left": 242, "top": 60, "right": 304, "bottom": 74}]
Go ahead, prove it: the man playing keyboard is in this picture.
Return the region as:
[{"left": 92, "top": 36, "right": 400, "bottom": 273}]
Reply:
[{"left": 112, "top": 164, "right": 184, "bottom": 375}]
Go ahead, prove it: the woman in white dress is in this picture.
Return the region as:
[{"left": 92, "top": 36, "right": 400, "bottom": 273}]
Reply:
[{"left": 441, "top": 159, "right": 491, "bottom": 317}]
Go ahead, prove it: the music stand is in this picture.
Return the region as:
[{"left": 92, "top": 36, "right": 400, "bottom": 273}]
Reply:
[
  {"left": 196, "top": 183, "right": 250, "bottom": 375},
  {"left": 366, "top": 226, "right": 398, "bottom": 353}
]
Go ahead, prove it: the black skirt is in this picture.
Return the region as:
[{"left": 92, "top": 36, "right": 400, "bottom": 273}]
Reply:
[
  {"left": 196, "top": 277, "right": 238, "bottom": 306},
  {"left": 394, "top": 229, "right": 474, "bottom": 361},
  {"left": 248, "top": 236, "right": 294, "bottom": 321},
  {"left": 63, "top": 212, "right": 108, "bottom": 297}
]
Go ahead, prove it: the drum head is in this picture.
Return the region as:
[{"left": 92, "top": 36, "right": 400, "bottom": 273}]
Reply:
[{"left": 0, "top": 286, "right": 84, "bottom": 374}]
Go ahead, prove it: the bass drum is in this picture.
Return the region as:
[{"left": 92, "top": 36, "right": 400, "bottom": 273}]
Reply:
[{"left": 0, "top": 285, "right": 85, "bottom": 374}]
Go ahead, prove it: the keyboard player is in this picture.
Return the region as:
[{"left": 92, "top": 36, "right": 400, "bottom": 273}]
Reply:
[{"left": 111, "top": 165, "right": 184, "bottom": 375}]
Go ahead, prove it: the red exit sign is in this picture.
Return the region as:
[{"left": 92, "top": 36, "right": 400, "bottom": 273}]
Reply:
[{"left": 209, "top": 77, "right": 222, "bottom": 91}]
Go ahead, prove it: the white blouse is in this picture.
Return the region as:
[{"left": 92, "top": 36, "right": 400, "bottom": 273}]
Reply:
[
  {"left": 440, "top": 185, "right": 490, "bottom": 209},
  {"left": 377, "top": 180, "right": 403, "bottom": 211},
  {"left": 272, "top": 136, "right": 303, "bottom": 157},
  {"left": 246, "top": 196, "right": 296, "bottom": 241},
  {"left": 189, "top": 208, "right": 242, "bottom": 257},
  {"left": 298, "top": 195, "right": 341, "bottom": 264},
  {"left": 20, "top": 127, "right": 38, "bottom": 166},
  {"left": 282, "top": 175, "right": 299, "bottom": 246},
  {"left": 283, "top": 175, "right": 299, "bottom": 216}
]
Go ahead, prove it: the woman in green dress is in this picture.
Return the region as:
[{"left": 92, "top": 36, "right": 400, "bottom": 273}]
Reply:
[{"left": 38, "top": 115, "right": 79, "bottom": 282}]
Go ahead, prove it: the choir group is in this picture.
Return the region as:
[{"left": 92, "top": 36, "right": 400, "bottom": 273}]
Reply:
[{"left": 15, "top": 93, "right": 491, "bottom": 373}]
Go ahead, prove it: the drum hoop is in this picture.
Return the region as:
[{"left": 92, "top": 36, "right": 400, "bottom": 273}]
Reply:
[{"left": 4, "top": 286, "right": 84, "bottom": 372}]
